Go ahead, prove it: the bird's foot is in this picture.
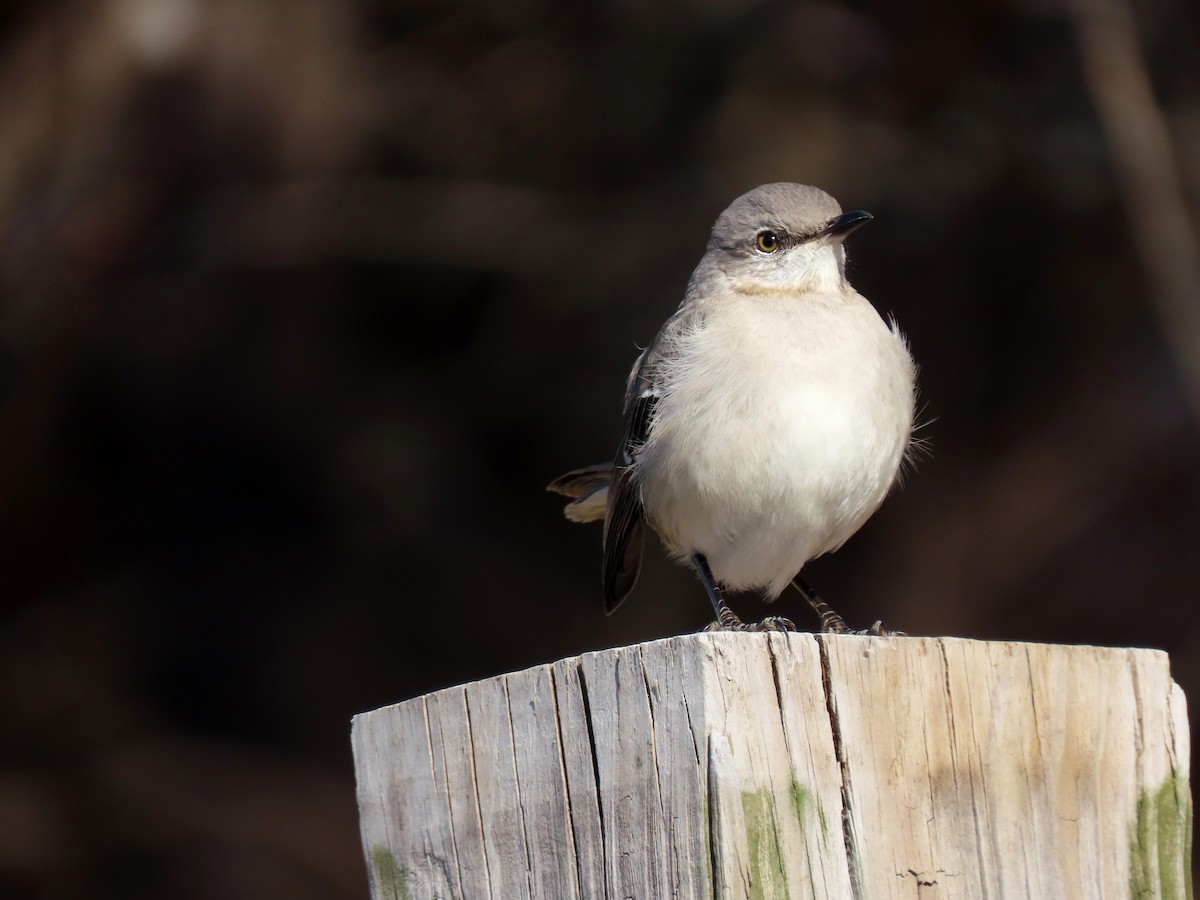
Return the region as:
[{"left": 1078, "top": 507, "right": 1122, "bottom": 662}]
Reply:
[
  {"left": 704, "top": 607, "right": 797, "bottom": 633},
  {"left": 802, "top": 591, "right": 902, "bottom": 636},
  {"left": 789, "top": 576, "right": 905, "bottom": 636},
  {"left": 755, "top": 615, "right": 798, "bottom": 632},
  {"left": 813, "top": 605, "right": 851, "bottom": 634},
  {"left": 823, "top": 618, "right": 905, "bottom": 637},
  {"left": 863, "top": 620, "right": 905, "bottom": 637}
]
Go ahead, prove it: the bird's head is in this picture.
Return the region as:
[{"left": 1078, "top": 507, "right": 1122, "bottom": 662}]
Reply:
[{"left": 705, "top": 183, "right": 872, "bottom": 295}]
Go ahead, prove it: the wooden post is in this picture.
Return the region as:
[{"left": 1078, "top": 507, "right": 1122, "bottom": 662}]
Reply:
[{"left": 351, "top": 634, "right": 1192, "bottom": 899}]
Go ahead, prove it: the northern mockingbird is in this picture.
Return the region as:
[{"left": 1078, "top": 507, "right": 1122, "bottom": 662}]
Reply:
[{"left": 549, "top": 183, "right": 917, "bottom": 631}]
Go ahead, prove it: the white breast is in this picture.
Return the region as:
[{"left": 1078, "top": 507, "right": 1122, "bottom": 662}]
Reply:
[{"left": 636, "top": 290, "right": 914, "bottom": 599}]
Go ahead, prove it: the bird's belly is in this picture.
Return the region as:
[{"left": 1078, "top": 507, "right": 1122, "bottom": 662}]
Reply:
[{"left": 639, "top": 346, "right": 910, "bottom": 597}]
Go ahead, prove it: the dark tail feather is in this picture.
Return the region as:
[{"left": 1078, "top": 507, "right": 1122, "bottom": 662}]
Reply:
[{"left": 547, "top": 462, "right": 612, "bottom": 523}]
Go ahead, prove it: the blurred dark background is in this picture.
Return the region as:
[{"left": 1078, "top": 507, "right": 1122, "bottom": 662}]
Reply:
[{"left": 1, "top": 0, "right": 1199, "bottom": 895}]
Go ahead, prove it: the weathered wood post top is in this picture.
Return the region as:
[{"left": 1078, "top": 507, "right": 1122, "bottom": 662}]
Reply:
[{"left": 352, "top": 633, "right": 1192, "bottom": 899}]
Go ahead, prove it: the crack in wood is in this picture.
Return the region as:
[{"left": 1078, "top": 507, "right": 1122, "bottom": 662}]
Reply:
[
  {"left": 1129, "top": 654, "right": 1147, "bottom": 769},
  {"left": 818, "top": 636, "right": 863, "bottom": 899},
  {"left": 574, "top": 659, "right": 609, "bottom": 896},
  {"left": 461, "top": 688, "right": 495, "bottom": 897},
  {"left": 500, "top": 676, "right": 536, "bottom": 896},
  {"left": 680, "top": 689, "right": 702, "bottom": 769},
  {"left": 637, "top": 649, "right": 666, "bottom": 821},
  {"left": 898, "top": 866, "right": 960, "bottom": 887},
  {"left": 640, "top": 645, "right": 684, "bottom": 895},
  {"left": 422, "top": 695, "right": 464, "bottom": 896},
  {"left": 430, "top": 694, "right": 470, "bottom": 895},
  {"left": 548, "top": 666, "right": 586, "bottom": 900},
  {"left": 765, "top": 636, "right": 796, "bottom": 777},
  {"left": 706, "top": 735, "right": 721, "bottom": 900},
  {"left": 939, "top": 640, "right": 992, "bottom": 896},
  {"left": 763, "top": 637, "right": 796, "bottom": 891},
  {"left": 1023, "top": 644, "right": 1046, "bottom": 763}
]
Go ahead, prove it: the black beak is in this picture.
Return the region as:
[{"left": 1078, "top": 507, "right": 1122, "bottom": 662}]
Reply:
[{"left": 821, "top": 209, "right": 874, "bottom": 241}]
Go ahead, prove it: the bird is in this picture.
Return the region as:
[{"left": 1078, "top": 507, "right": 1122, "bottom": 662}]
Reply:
[{"left": 548, "top": 183, "right": 917, "bottom": 632}]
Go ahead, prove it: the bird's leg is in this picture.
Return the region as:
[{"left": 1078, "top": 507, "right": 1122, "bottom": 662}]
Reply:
[
  {"left": 695, "top": 554, "right": 795, "bottom": 632},
  {"left": 693, "top": 553, "right": 740, "bottom": 626},
  {"left": 790, "top": 575, "right": 851, "bottom": 633},
  {"left": 790, "top": 575, "right": 900, "bottom": 636}
]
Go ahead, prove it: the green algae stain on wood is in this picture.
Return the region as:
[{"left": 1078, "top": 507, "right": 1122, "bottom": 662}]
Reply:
[
  {"left": 370, "top": 846, "right": 411, "bottom": 900},
  {"left": 742, "top": 787, "right": 790, "bottom": 900},
  {"left": 788, "top": 781, "right": 809, "bottom": 829},
  {"left": 788, "top": 780, "right": 830, "bottom": 849},
  {"left": 1129, "top": 775, "right": 1193, "bottom": 900}
]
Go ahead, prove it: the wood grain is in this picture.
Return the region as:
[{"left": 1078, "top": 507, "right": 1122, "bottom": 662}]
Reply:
[{"left": 352, "top": 634, "right": 1192, "bottom": 899}]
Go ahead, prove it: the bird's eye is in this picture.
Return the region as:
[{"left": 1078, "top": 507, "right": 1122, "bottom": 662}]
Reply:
[{"left": 755, "top": 231, "right": 780, "bottom": 253}]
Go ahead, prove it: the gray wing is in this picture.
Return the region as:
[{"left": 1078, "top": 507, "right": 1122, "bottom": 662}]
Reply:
[
  {"left": 601, "top": 287, "right": 706, "bottom": 613},
  {"left": 602, "top": 347, "right": 658, "bottom": 613}
]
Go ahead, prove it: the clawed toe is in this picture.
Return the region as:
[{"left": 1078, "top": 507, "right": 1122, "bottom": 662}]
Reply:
[
  {"left": 861, "top": 620, "right": 904, "bottom": 637},
  {"left": 757, "top": 616, "right": 796, "bottom": 632},
  {"left": 830, "top": 620, "right": 905, "bottom": 637},
  {"left": 820, "top": 615, "right": 905, "bottom": 637},
  {"left": 790, "top": 577, "right": 903, "bottom": 636},
  {"left": 704, "top": 614, "right": 798, "bottom": 633}
]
